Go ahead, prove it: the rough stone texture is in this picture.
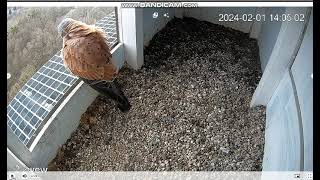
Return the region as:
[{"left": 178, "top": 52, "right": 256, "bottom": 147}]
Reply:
[{"left": 49, "top": 17, "right": 265, "bottom": 171}]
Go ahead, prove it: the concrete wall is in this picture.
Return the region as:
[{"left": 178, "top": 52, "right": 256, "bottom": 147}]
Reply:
[
  {"left": 263, "top": 71, "right": 302, "bottom": 170},
  {"left": 143, "top": 8, "right": 175, "bottom": 46},
  {"left": 291, "top": 10, "right": 313, "bottom": 170},
  {"left": 143, "top": 7, "right": 259, "bottom": 46},
  {"left": 184, "top": 7, "right": 257, "bottom": 33},
  {"left": 262, "top": 9, "right": 313, "bottom": 171},
  {"left": 258, "top": 7, "right": 285, "bottom": 71},
  {"left": 250, "top": 7, "right": 310, "bottom": 107}
]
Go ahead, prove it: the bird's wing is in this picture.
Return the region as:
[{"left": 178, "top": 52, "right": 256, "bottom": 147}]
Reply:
[{"left": 63, "top": 32, "right": 118, "bottom": 81}]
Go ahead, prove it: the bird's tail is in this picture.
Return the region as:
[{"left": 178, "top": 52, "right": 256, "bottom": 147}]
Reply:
[
  {"left": 81, "top": 78, "right": 131, "bottom": 112},
  {"left": 109, "top": 80, "right": 131, "bottom": 112}
]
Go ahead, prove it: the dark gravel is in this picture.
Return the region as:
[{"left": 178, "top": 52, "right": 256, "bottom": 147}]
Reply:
[{"left": 49, "top": 17, "right": 265, "bottom": 171}]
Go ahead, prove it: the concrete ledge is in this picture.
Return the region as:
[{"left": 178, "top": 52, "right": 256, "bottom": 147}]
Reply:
[
  {"left": 7, "top": 148, "right": 28, "bottom": 171},
  {"left": 29, "top": 81, "right": 98, "bottom": 167}
]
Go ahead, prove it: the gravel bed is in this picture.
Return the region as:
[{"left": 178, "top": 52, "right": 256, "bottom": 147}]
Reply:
[{"left": 49, "top": 17, "right": 266, "bottom": 171}]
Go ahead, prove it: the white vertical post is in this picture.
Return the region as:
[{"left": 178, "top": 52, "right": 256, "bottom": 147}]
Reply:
[{"left": 121, "top": 8, "right": 144, "bottom": 70}]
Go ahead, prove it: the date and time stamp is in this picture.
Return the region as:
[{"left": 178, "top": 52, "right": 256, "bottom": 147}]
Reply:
[{"left": 218, "top": 13, "right": 305, "bottom": 22}]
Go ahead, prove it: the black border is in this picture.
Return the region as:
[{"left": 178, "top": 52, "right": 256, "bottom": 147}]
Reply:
[{"left": 312, "top": 2, "right": 318, "bottom": 179}]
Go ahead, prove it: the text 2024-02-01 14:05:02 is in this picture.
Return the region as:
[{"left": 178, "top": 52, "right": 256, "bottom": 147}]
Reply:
[{"left": 219, "top": 13, "right": 306, "bottom": 22}]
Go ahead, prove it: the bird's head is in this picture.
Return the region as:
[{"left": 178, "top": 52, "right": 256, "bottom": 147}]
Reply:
[{"left": 57, "top": 18, "right": 78, "bottom": 38}]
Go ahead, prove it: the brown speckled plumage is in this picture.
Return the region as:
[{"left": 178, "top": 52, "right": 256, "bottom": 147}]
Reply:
[{"left": 62, "top": 21, "right": 118, "bottom": 81}]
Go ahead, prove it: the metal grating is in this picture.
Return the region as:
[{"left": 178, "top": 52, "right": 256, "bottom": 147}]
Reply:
[
  {"left": 7, "top": 52, "right": 79, "bottom": 147},
  {"left": 7, "top": 11, "right": 119, "bottom": 148},
  {"left": 95, "top": 11, "right": 118, "bottom": 48}
]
